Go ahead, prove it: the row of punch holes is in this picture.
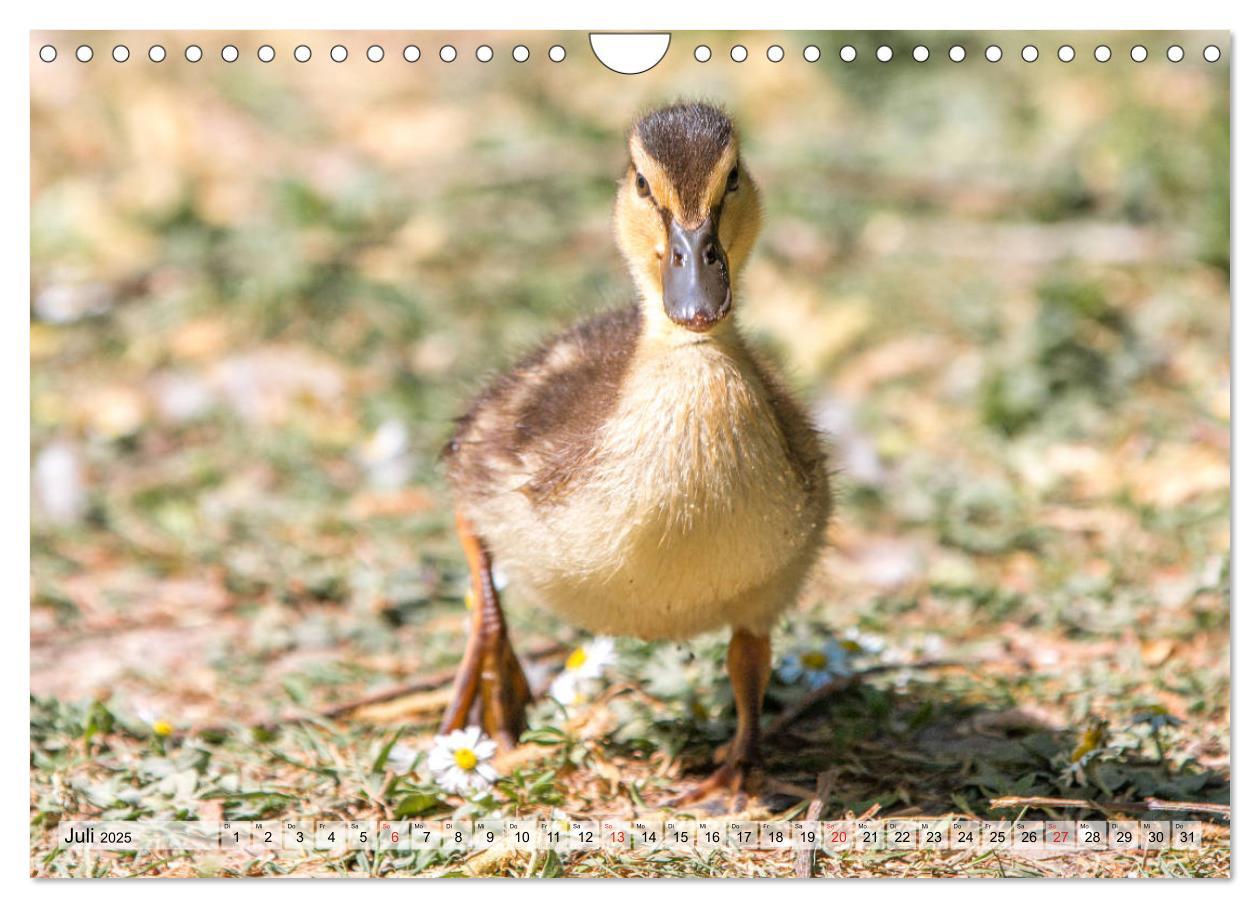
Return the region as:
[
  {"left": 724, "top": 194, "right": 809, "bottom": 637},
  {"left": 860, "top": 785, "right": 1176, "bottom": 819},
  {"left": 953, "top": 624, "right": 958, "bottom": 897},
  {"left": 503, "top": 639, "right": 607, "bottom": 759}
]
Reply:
[
  {"left": 39, "top": 42, "right": 1223, "bottom": 66},
  {"left": 39, "top": 43, "right": 565, "bottom": 64}
]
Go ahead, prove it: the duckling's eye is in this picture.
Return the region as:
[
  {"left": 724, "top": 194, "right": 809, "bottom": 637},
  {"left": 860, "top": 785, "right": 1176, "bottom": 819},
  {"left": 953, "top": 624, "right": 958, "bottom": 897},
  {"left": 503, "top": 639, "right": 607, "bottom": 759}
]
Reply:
[
  {"left": 635, "top": 172, "right": 650, "bottom": 198},
  {"left": 726, "top": 167, "right": 740, "bottom": 193}
]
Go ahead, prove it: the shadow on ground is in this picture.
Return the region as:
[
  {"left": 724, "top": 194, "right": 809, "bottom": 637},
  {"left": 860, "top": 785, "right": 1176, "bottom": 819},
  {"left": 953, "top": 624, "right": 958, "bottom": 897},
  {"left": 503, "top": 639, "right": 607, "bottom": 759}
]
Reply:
[{"left": 654, "top": 679, "right": 1231, "bottom": 821}]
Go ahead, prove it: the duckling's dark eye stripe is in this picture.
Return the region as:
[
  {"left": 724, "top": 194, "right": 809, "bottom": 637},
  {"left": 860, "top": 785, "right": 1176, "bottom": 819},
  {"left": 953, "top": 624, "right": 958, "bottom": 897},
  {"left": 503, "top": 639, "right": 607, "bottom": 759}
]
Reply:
[{"left": 630, "top": 169, "right": 670, "bottom": 223}]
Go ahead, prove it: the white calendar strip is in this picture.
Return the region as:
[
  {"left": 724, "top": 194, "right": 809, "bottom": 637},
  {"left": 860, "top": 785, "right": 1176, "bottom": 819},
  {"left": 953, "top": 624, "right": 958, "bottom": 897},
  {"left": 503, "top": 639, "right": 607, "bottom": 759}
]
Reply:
[{"left": 55, "top": 818, "right": 1206, "bottom": 854}]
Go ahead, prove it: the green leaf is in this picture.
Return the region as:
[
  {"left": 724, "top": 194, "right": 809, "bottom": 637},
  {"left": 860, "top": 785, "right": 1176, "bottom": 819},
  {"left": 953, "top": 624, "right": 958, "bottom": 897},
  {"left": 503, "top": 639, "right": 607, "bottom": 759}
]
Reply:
[
  {"left": 394, "top": 793, "right": 443, "bottom": 818},
  {"left": 520, "top": 726, "right": 568, "bottom": 747},
  {"left": 371, "top": 727, "right": 406, "bottom": 775}
]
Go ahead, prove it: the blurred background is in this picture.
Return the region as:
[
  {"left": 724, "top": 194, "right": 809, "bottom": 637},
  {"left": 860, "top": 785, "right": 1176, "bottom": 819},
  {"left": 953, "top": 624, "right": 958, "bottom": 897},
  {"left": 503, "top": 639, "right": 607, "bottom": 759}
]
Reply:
[{"left": 30, "top": 30, "right": 1230, "bottom": 866}]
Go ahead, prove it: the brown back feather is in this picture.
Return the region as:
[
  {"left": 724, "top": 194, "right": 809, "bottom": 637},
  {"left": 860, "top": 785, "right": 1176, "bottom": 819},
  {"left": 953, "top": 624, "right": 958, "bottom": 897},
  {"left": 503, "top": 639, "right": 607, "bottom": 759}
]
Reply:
[{"left": 444, "top": 306, "right": 643, "bottom": 503}]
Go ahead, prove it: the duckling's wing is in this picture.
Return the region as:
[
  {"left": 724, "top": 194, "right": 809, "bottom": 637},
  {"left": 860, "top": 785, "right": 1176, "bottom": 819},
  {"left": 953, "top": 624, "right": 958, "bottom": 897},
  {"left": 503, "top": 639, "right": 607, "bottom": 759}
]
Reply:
[{"left": 444, "top": 306, "right": 642, "bottom": 504}]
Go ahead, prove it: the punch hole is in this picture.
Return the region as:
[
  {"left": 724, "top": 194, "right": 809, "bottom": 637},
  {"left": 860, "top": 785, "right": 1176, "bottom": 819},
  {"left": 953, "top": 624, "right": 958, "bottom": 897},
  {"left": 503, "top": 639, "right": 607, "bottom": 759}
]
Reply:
[
  {"left": 1167, "top": 45, "right": 1184, "bottom": 62},
  {"left": 1204, "top": 45, "right": 1221, "bottom": 62},
  {"left": 839, "top": 45, "right": 857, "bottom": 62},
  {"left": 730, "top": 45, "right": 748, "bottom": 62},
  {"left": 549, "top": 45, "right": 566, "bottom": 62},
  {"left": 1058, "top": 45, "right": 1074, "bottom": 62},
  {"left": 803, "top": 45, "right": 820, "bottom": 62},
  {"left": 511, "top": 45, "right": 528, "bottom": 62},
  {"left": 476, "top": 45, "right": 493, "bottom": 62},
  {"left": 258, "top": 45, "right": 275, "bottom": 63},
  {"left": 221, "top": 45, "right": 239, "bottom": 63},
  {"left": 949, "top": 45, "right": 965, "bottom": 62},
  {"left": 184, "top": 45, "right": 202, "bottom": 62},
  {"left": 148, "top": 45, "right": 165, "bottom": 63},
  {"left": 331, "top": 45, "right": 349, "bottom": 63},
  {"left": 1021, "top": 45, "right": 1038, "bottom": 63},
  {"left": 76, "top": 45, "right": 93, "bottom": 63},
  {"left": 295, "top": 45, "right": 312, "bottom": 62},
  {"left": 985, "top": 45, "right": 1002, "bottom": 62},
  {"left": 1094, "top": 45, "right": 1111, "bottom": 62},
  {"left": 404, "top": 45, "right": 421, "bottom": 62},
  {"left": 39, "top": 45, "right": 56, "bottom": 63},
  {"left": 1131, "top": 45, "right": 1148, "bottom": 62},
  {"left": 589, "top": 33, "right": 667, "bottom": 74},
  {"left": 876, "top": 45, "right": 893, "bottom": 62},
  {"left": 913, "top": 45, "right": 929, "bottom": 62},
  {"left": 439, "top": 45, "right": 456, "bottom": 62},
  {"left": 367, "top": 45, "right": 385, "bottom": 62},
  {"left": 767, "top": 44, "right": 784, "bottom": 62},
  {"left": 112, "top": 45, "right": 129, "bottom": 63},
  {"left": 694, "top": 45, "right": 711, "bottom": 62}
]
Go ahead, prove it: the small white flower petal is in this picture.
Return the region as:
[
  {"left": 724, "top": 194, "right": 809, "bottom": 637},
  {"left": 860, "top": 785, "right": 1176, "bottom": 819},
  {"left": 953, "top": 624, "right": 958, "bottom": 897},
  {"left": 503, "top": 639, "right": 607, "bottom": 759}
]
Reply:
[
  {"left": 436, "top": 767, "right": 466, "bottom": 794},
  {"left": 587, "top": 637, "right": 616, "bottom": 662},
  {"left": 551, "top": 671, "right": 581, "bottom": 704},
  {"left": 428, "top": 749, "right": 455, "bottom": 772}
]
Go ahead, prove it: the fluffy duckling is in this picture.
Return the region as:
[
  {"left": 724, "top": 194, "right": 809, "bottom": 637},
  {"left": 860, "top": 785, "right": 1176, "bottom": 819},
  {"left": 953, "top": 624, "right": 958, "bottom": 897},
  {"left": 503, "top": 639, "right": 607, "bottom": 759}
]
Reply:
[{"left": 440, "top": 102, "right": 831, "bottom": 803}]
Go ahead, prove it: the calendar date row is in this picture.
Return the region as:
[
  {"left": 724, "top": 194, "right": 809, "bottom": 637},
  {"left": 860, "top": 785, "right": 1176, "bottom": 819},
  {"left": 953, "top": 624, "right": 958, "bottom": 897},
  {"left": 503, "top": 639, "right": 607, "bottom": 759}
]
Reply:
[{"left": 56, "top": 818, "right": 1205, "bottom": 854}]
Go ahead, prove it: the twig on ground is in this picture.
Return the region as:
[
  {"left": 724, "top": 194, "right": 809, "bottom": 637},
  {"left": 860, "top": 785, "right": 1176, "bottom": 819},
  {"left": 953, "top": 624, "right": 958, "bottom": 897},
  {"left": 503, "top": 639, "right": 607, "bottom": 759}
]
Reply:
[
  {"left": 857, "top": 802, "right": 882, "bottom": 822},
  {"left": 345, "top": 688, "right": 451, "bottom": 723},
  {"left": 794, "top": 768, "right": 839, "bottom": 878},
  {"left": 179, "top": 641, "right": 566, "bottom": 740}
]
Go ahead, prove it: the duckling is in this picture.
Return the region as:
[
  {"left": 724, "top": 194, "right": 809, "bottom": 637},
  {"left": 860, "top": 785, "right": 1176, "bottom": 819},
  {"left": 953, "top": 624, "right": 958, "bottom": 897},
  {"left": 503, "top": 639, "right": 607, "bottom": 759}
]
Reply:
[{"left": 439, "top": 102, "right": 832, "bottom": 804}]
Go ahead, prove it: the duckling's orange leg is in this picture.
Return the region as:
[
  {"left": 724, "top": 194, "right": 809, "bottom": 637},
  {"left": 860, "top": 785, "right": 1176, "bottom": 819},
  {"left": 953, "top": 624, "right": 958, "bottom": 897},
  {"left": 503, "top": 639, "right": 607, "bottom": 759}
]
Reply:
[
  {"left": 439, "top": 513, "right": 533, "bottom": 749},
  {"left": 665, "top": 628, "right": 771, "bottom": 808}
]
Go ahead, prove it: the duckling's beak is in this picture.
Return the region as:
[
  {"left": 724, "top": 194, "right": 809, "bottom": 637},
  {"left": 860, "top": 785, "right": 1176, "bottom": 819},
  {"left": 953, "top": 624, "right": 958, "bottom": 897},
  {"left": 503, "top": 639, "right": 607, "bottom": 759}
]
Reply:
[{"left": 662, "top": 217, "right": 731, "bottom": 332}]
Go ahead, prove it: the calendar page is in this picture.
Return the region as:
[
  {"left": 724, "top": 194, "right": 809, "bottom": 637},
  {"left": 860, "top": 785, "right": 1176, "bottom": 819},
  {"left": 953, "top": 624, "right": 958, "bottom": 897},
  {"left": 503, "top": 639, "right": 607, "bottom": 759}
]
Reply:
[{"left": 28, "top": 22, "right": 1231, "bottom": 882}]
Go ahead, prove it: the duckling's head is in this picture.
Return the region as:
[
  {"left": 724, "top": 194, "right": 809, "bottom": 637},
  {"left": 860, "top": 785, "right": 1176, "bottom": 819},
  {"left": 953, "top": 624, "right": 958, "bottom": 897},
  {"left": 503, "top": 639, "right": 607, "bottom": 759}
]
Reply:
[{"left": 615, "top": 102, "right": 762, "bottom": 336}]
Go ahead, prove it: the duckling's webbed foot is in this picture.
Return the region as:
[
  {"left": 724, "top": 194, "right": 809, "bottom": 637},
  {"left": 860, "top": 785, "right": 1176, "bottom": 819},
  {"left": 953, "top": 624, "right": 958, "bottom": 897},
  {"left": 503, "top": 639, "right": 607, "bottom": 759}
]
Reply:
[
  {"left": 439, "top": 513, "right": 533, "bottom": 749},
  {"left": 664, "top": 762, "right": 765, "bottom": 813},
  {"left": 664, "top": 628, "right": 771, "bottom": 811}
]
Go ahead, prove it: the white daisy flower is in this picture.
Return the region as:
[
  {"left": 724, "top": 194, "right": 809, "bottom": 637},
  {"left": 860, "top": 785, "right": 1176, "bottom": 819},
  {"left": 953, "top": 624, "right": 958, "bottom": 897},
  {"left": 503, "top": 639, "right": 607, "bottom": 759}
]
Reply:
[
  {"left": 842, "top": 628, "right": 886, "bottom": 655},
  {"left": 778, "top": 639, "right": 851, "bottom": 689},
  {"left": 563, "top": 637, "right": 616, "bottom": 680},
  {"left": 427, "top": 727, "right": 498, "bottom": 796},
  {"left": 549, "top": 808, "right": 573, "bottom": 832},
  {"left": 135, "top": 704, "right": 173, "bottom": 737},
  {"left": 550, "top": 637, "right": 617, "bottom": 705},
  {"left": 1060, "top": 718, "right": 1110, "bottom": 785},
  {"left": 1132, "top": 706, "right": 1183, "bottom": 733},
  {"left": 550, "top": 670, "right": 598, "bottom": 706}
]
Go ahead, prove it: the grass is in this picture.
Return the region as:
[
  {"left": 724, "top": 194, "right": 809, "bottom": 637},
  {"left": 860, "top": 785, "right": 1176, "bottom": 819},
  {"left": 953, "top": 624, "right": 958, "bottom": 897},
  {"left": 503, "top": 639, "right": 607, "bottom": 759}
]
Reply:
[{"left": 30, "top": 29, "right": 1230, "bottom": 878}]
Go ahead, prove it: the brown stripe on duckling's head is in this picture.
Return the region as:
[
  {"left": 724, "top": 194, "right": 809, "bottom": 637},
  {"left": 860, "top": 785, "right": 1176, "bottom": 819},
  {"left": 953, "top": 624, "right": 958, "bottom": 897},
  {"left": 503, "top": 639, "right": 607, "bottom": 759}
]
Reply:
[{"left": 631, "top": 102, "right": 733, "bottom": 226}]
